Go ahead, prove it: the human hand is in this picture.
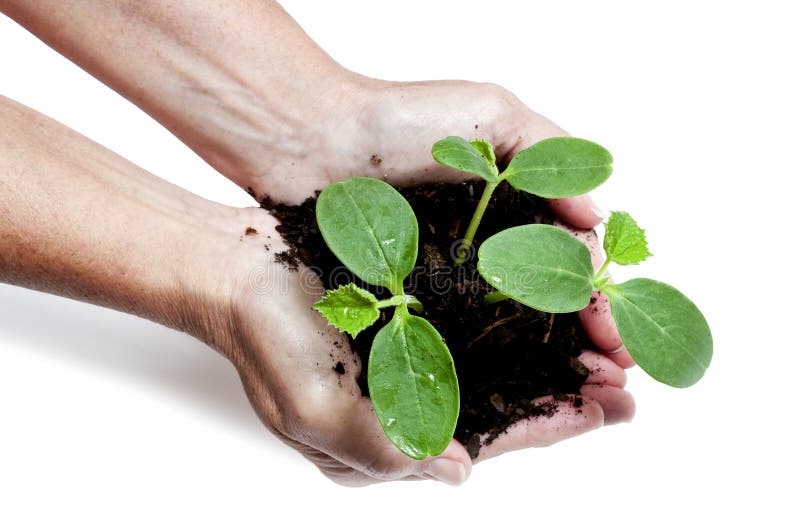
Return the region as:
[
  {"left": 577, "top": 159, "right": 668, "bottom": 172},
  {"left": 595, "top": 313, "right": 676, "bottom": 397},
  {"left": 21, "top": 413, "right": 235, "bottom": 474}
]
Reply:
[
  {"left": 237, "top": 78, "right": 606, "bottom": 231},
  {"left": 208, "top": 207, "right": 634, "bottom": 486}
]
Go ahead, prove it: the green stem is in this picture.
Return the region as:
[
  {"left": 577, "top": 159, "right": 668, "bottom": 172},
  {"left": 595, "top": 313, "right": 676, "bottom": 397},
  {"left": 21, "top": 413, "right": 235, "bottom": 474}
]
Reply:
[
  {"left": 377, "top": 294, "right": 424, "bottom": 313},
  {"left": 484, "top": 290, "right": 510, "bottom": 305},
  {"left": 593, "top": 257, "right": 613, "bottom": 288},
  {"left": 454, "top": 181, "right": 499, "bottom": 266}
]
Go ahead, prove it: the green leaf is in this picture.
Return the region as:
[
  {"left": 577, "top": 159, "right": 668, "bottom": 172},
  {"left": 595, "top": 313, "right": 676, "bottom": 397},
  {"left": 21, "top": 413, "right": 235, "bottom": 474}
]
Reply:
[
  {"left": 603, "top": 211, "right": 652, "bottom": 265},
  {"left": 368, "top": 310, "right": 459, "bottom": 460},
  {"left": 470, "top": 139, "right": 496, "bottom": 167},
  {"left": 316, "top": 178, "right": 418, "bottom": 294},
  {"left": 312, "top": 283, "right": 380, "bottom": 338},
  {"left": 477, "top": 224, "right": 594, "bottom": 313},
  {"left": 503, "top": 137, "right": 613, "bottom": 198},
  {"left": 605, "top": 279, "right": 713, "bottom": 388},
  {"left": 432, "top": 136, "right": 499, "bottom": 183}
]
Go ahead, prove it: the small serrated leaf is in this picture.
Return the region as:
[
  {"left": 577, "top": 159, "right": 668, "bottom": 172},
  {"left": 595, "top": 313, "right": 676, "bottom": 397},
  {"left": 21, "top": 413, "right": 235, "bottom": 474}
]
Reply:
[
  {"left": 432, "top": 136, "right": 499, "bottom": 183},
  {"left": 470, "top": 139, "right": 496, "bottom": 167},
  {"left": 603, "top": 211, "right": 653, "bottom": 265},
  {"left": 312, "top": 283, "right": 380, "bottom": 338}
]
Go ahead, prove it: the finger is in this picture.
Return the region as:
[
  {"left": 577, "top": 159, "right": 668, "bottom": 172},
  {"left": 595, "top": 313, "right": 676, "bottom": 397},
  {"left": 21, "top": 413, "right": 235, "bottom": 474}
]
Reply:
[
  {"left": 577, "top": 292, "right": 635, "bottom": 368},
  {"left": 547, "top": 195, "right": 604, "bottom": 229},
  {"left": 579, "top": 350, "right": 627, "bottom": 387},
  {"left": 579, "top": 385, "right": 636, "bottom": 425},
  {"left": 310, "top": 396, "right": 473, "bottom": 487},
  {"left": 579, "top": 290, "right": 624, "bottom": 352},
  {"left": 552, "top": 221, "right": 629, "bottom": 356},
  {"left": 606, "top": 344, "right": 635, "bottom": 369},
  {"left": 473, "top": 395, "right": 604, "bottom": 463}
]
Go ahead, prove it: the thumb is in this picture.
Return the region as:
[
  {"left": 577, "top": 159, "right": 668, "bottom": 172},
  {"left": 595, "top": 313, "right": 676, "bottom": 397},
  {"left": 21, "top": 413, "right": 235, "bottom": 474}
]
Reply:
[{"left": 324, "top": 397, "right": 472, "bottom": 486}]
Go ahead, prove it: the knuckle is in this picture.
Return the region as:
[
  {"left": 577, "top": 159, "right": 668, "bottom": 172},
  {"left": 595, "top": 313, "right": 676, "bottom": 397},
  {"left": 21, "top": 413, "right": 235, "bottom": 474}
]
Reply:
[{"left": 280, "top": 386, "right": 345, "bottom": 441}]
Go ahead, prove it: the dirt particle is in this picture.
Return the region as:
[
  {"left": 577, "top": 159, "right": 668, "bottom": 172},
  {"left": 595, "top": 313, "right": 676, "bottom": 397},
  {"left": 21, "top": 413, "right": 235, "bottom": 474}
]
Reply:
[
  {"left": 466, "top": 434, "right": 481, "bottom": 458},
  {"left": 274, "top": 250, "right": 299, "bottom": 271},
  {"left": 245, "top": 227, "right": 258, "bottom": 236},
  {"left": 334, "top": 362, "right": 345, "bottom": 375},
  {"left": 489, "top": 393, "right": 506, "bottom": 413},
  {"left": 370, "top": 154, "right": 383, "bottom": 165}
]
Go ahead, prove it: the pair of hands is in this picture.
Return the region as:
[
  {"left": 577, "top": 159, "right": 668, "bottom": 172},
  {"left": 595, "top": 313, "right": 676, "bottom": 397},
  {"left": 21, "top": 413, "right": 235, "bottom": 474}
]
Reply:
[
  {"left": 1, "top": 0, "right": 634, "bottom": 485},
  {"left": 213, "top": 79, "right": 635, "bottom": 486}
]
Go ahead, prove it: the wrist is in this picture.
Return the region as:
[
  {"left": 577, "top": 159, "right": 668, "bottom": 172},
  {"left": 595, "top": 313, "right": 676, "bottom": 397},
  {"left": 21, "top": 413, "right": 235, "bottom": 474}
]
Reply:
[
  {"left": 197, "top": 68, "right": 374, "bottom": 194},
  {"left": 176, "top": 206, "right": 288, "bottom": 365}
]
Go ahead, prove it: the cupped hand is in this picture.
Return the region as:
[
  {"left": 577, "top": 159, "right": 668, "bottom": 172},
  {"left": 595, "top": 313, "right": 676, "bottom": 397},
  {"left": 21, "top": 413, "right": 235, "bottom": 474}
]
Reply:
[
  {"left": 213, "top": 208, "right": 633, "bottom": 486},
  {"left": 237, "top": 78, "right": 604, "bottom": 230}
]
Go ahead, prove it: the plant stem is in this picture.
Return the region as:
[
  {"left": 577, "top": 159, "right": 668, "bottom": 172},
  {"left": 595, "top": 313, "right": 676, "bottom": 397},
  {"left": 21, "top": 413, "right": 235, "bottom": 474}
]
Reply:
[
  {"left": 454, "top": 181, "right": 498, "bottom": 266},
  {"left": 593, "top": 257, "right": 613, "bottom": 288},
  {"left": 484, "top": 290, "right": 509, "bottom": 305},
  {"left": 377, "top": 294, "right": 424, "bottom": 313}
]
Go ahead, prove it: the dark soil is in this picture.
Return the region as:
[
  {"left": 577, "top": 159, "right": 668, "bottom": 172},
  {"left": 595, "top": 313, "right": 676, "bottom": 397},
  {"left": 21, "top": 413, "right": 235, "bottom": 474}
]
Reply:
[{"left": 262, "top": 181, "right": 590, "bottom": 458}]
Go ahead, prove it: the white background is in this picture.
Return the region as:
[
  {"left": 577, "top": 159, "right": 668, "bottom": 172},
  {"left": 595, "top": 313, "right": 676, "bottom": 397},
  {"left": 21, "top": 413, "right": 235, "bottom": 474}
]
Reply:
[{"left": 2, "top": 1, "right": 798, "bottom": 530}]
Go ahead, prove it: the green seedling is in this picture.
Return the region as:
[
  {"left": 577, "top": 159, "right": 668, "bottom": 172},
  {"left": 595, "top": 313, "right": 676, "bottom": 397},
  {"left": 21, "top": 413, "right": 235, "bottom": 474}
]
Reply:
[
  {"left": 312, "top": 137, "right": 712, "bottom": 460},
  {"left": 478, "top": 212, "right": 713, "bottom": 387},
  {"left": 432, "top": 135, "right": 613, "bottom": 265},
  {"left": 313, "top": 177, "right": 459, "bottom": 460}
]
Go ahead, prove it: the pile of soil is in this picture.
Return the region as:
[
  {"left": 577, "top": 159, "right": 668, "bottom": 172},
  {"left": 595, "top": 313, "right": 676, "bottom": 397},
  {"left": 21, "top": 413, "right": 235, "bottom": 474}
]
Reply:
[{"left": 263, "top": 181, "right": 590, "bottom": 458}]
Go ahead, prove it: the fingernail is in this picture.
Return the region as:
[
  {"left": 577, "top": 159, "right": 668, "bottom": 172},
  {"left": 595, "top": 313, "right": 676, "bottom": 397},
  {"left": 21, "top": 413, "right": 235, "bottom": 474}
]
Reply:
[
  {"left": 588, "top": 197, "right": 607, "bottom": 220},
  {"left": 425, "top": 458, "right": 467, "bottom": 486}
]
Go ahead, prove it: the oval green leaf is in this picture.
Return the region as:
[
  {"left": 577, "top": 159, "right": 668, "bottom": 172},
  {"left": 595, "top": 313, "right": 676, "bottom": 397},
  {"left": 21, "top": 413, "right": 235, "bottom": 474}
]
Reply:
[
  {"left": 368, "top": 310, "right": 459, "bottom": 460},
  {"left": 432, "top": 136, "right": 499, "bottom": 183},
  {"left": 605, "top": 278, "right": 713, "bottom": 388},
  {"left": 503, "top": 137, "right": 613, "bottom": 198},
  {"left": 316, "top": 178, "right": 418, "bottom": 293},
  {"left": 477, "top": 224, "right": 594, "bottom": 313}
]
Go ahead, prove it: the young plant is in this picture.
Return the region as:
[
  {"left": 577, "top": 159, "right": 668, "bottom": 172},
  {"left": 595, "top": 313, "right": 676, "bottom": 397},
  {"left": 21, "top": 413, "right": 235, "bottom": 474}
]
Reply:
[
  {"left": 312, "top": 177, "right": 459, "bottom": 460},
  {"left": 432, "top": 135, "right": 613, "bottom": 265},
  {"left": 477, "top": 212, "right": 713, "bottom": 387}
]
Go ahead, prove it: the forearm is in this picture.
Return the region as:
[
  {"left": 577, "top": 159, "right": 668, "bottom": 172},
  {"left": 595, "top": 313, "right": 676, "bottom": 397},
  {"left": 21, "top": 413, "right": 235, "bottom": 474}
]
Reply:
[
  {"left": 0, "top": 96, "right": 249, "bottom": 339},
  {"left": 0, "top": 0, "right": 361, "bottom": 187}
]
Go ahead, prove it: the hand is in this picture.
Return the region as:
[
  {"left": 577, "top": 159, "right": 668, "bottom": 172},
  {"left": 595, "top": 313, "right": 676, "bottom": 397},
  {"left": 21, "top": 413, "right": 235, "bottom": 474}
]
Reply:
[
  {"left": 239, "top": 78, "right": 607, "bottom": 232},
  {"left": 209, "top": 207, "right": 634, "bottom": 486}
]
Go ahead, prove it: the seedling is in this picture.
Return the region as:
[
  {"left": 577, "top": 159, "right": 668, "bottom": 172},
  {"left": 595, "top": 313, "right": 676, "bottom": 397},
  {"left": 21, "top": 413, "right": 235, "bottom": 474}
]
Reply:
[
  {"left": 432, "top": 136, "right": 613, "bottom": 265},
  {"left": 313, "top": 137, "right": 713, "bottom": 460},
  {"left": 313, "top": 177, "right": 459, "bottom": 460},
  {"left": 478, "top": 212, "right": 712, "bottom": 387}
]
